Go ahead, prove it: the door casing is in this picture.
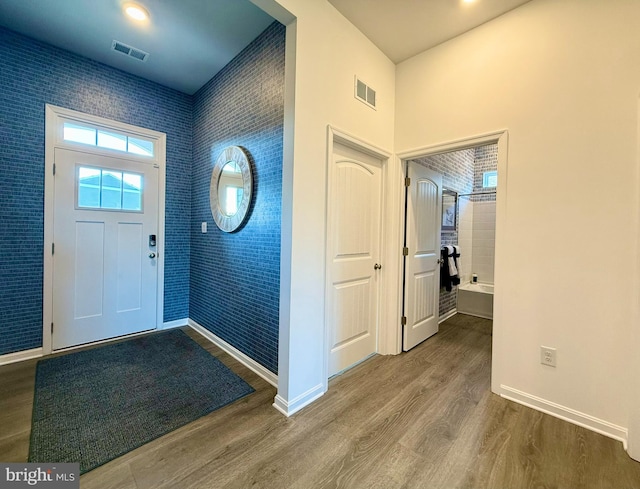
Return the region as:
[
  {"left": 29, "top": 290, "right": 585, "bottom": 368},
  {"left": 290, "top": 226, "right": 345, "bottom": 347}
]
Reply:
[
  {"left": 395, "top": 130, "right": 508, "bottom": 396},
  {"left": 43, "top": 104, "right": 167, "bottom": 355},
  {"left": 324, "top": 126, "right": 392, "bottom": 388}
]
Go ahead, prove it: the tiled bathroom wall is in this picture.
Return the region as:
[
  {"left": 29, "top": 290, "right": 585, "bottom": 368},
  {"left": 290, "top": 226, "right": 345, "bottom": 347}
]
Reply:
[
  {"left": 469, "top": 144, "right": 497, "bottom": 284},
  {"left": 471, "top": 201, "right": 497, "bottom": 284},
  {"left": 457, "top": 198, "right": 474, "bottom": 284}
]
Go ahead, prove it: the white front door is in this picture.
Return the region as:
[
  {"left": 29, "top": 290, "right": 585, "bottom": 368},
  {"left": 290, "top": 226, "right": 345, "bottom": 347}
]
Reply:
[
  {"left": 52, "top": 148, "right": 159, "bottom": 350},
  {"left": 403, "top": 162, "right": 442, "bottom": 351},
  {"left": 328, "top": 142, "right": 383, "bottom": 376}
]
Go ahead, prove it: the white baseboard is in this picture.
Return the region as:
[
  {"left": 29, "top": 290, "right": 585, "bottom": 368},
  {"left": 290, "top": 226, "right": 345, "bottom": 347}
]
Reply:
[
  {"left": 439, "top": 308, "right": 457, "bottom": 323},
  {"left": 500, "top": 385, "right": 628, "bottom": 449},
  {"left": 188, "top": 319, "right": 278, "bottom": 387},
  {"left": 0, "top": 347, "right": 43, "bottom": 366},
  {"left": 161, "top": 318, "right": 189, "bottom": 330},
  {"left": 272, "top": 383, "right": 325, "bottom": 417}
]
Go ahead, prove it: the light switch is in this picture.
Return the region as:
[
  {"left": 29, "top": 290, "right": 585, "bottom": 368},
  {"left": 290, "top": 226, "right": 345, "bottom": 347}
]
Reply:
[{"left": 201, "top": 222, "right": 207, "bottom": 233}]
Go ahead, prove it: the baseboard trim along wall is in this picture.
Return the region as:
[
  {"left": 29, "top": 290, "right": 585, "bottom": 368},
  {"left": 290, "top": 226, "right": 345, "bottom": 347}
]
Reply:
[
  {"left": 439, "top": 309, "right": 457, "bottom": 324},
  {"left": 500, "top": 384, "right": 628, "bottom": 449},
  {"left": 273, "top": 383, "right": 325, "bottom": 417},
  {"left": 0, "top": 347, "right": 43, "bottom": 366},
  {"left": 161, "top": 318, "right": 189, "bottom": 330},
  {"left": 188, "top": 319, "right": 278, "bottom": 388}
]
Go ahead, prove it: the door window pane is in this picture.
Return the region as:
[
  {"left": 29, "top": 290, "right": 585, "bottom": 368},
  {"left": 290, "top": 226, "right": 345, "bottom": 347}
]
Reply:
[
  {"left": 122, "top": 173, "right": 142, "bottom": 211},
  {"left": 98, "top": 130, "right": 127, "bottom": 152},
  {"left": 101, "top": 170, "right": 123, "bottom": 209},
  {"left": 78, "top": 167, "right": 101, "bottom": 208},
  {"left": 128, "top": 137, "right": 154, "bottom": 157},
  {"left": 77, "top": 166, "right": 143, "bottom": 212},
  {"left": 64, "top": 123, "right": 96, "bottom": 145},
  {"left": 63, "top": 121, "right": 155, "bottom": 157}
]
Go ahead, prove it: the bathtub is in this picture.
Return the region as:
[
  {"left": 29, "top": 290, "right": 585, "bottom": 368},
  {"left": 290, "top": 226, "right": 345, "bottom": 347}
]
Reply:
[{"left": 457, "top": 283, "right": 494, "bottom": 319}]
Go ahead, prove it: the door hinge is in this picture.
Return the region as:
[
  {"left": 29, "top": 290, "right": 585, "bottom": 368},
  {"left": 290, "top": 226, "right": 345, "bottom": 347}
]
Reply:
[
  {"left": 52, "top": 163, "right": 56, "bottom": 175},
  {"left": 402, "top": 247, "right": 409, "bottom": 256},
  {"left": 405, "top": 177, "right": 411, "bottom": 187},
  {"left": 51, "top": 243, "right": 55, "bottom": 255},
  {"left": 401, "top": 316, "right": 407, "bottom": 326},
  {"left": 51, "top": 322, "right": 54, "bottom": 334}
]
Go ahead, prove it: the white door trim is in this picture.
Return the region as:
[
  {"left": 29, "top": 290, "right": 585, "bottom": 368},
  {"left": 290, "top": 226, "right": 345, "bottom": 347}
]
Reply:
[
  {"left": 629, "top": 99, "right": 640, "bottom": 461},
  {"left": 324, "top": 126, "right": 391, "bottom": 390},
  {"left": 43, "top": 104, "right": 167, "bottom": 355},
  {"left": 395, "top": 130, "right": 509, "bottom": 396}
]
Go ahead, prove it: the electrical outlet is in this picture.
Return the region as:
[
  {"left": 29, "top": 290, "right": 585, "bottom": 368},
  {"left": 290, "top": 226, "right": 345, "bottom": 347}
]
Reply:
[
  {"left": 201, "top": 222, "right": 207, "bottom": 233},
  {"left": 540, "top": 346, "right": 557, "bottom": 367}
]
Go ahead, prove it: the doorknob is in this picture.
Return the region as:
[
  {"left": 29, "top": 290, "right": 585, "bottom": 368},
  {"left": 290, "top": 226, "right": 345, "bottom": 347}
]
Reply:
[
  {"left": 374, "top": 263, "right": 382, "bottom": 270},
  {"left": 149, "top": 252, "right": 156, "bottom": 259}
]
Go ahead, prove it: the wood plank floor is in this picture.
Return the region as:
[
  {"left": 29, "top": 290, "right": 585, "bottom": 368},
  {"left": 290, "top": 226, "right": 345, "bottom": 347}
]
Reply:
[{"left": 1, "top": 314, "right": 639, "bottom": 488}]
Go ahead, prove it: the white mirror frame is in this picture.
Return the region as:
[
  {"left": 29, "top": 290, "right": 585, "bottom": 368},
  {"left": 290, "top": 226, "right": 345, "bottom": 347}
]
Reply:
[{"left": 210, "top": 146, "right": 253, "bottom": 232}]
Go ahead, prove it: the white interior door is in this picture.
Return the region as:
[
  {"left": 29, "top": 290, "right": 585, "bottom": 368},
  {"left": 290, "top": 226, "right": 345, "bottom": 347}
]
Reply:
[
  {"left": 52, "top": 148, "right": 158, "bottom": 350},
  {"left": 403, "top": 162, "right": 442, "bottom": 351},
  {"left": 328, "top": 142, "right": 383, "bottom": 376}
]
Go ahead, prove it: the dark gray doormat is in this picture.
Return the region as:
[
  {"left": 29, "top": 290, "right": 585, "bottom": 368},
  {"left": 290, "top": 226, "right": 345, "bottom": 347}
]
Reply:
[{"left": 29, "top": 329, "right": 254, "bottom": 473}]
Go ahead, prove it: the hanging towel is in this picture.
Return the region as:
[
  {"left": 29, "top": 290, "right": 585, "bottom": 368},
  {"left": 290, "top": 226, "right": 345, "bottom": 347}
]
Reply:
[
  {"left": 449, "top": 245, "right": 460, "bottom": 287},
  {"left": 453, "top": 245, "right": 462, "bottom": 281},
  {"left": 440, "top": 248, "right": 452, "bottom": 291},
  {"left": 440, "top": 246, "right": 460, "bottom": 291},
  {"left": 446, "top": 245, "right": 458, "bottom": 277}
]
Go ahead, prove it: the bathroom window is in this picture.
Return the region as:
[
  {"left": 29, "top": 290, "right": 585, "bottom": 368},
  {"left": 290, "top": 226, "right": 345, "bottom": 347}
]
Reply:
[{"left": 482, "top": 171, "right": 498, "bottom": 188}]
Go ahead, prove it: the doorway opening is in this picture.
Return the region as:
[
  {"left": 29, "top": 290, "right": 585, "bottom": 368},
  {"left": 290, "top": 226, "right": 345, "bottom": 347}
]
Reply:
[
  {"left": 405, "top": 143, "right": 497, "bottom": 340},
  {"left": 43, "top": 105, "right": 167, "bottom": 355},
  {"left": 398, "top": 130, "right": 506, "bottom": 395}
]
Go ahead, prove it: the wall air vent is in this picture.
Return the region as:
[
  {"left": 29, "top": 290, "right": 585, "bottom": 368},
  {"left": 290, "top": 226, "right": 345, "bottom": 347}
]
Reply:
[
  {"left": 354, "top": 76, "right": 377, "bottom": 110},
  {"left": 111, "top": 40, "right": 149, "bottom": 62}
]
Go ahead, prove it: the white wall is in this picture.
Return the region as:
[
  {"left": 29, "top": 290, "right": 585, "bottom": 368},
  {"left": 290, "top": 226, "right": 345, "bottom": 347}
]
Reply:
[
  {"left": 253, "top": 0, "right": 396, "bottom": 414},
  {"left": 397, "top": 0, "right": 640, "bottom": 444}
]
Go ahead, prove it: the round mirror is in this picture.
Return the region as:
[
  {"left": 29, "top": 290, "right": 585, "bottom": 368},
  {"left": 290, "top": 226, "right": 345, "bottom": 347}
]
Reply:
[
  {"left": 210, "top": 146, "right": 253, "bottom": 232},
  {"left": 217, "top": 161, "right": 243, "bottom": 217}
]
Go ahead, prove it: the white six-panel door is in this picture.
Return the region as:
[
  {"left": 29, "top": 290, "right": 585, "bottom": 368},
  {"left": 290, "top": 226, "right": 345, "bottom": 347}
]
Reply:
[
  {"left": 403, "top": 162, "right": 442, "bottom": 351},
  {"left": 52, "top": 148, "right": 159, "bottom": 350},
  {"left": 328, "top": 142, "right": 383, "bottom": 376}
]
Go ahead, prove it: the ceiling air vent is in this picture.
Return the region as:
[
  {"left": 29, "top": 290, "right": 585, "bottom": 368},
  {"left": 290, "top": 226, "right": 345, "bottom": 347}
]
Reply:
[
  {"left": 354, "top": 76, "right": 376, "bottom": 110},
  {"left": 111, "top": 40, "right": 149, "bottom": 62}
]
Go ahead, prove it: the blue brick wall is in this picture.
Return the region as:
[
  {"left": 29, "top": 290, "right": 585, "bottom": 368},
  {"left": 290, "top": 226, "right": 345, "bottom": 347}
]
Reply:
[
  {"left": 0, "top": 27, "right": 191, "bottom": 355},
  {"left": 191, "top": 22, "right": 284, "bottom": 374}
]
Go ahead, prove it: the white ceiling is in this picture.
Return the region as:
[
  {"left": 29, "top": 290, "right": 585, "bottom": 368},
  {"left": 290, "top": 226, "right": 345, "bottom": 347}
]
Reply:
[
  {"left": 0, "top": 0, "right": 533, "bottom": 95},
  {"left": 328, "top": 0, "right": 533, "bottom": 63},
  {"left": 0, "top": 0, "right": 275, "bottom": 95}
]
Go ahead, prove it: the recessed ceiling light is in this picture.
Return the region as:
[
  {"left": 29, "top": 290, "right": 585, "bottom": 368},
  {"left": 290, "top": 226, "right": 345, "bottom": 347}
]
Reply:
[
  {"left": 463, "top": 0, "right": 476, "bottom": 3},
  {"left": 124, "top": 3, "right": 149, "bottom": 22}
]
